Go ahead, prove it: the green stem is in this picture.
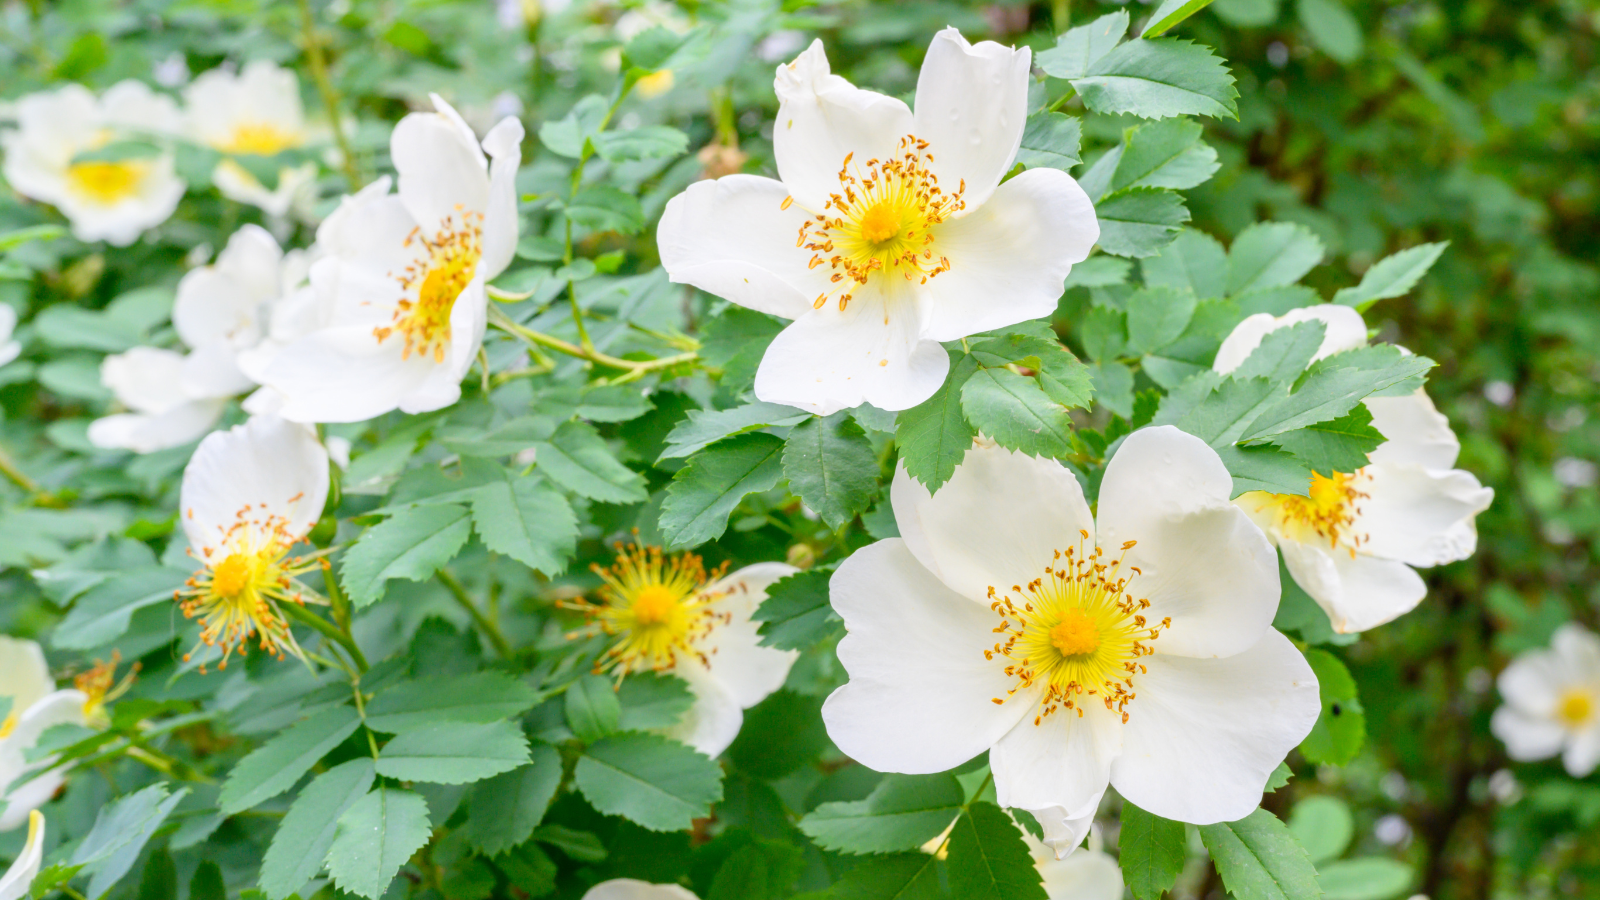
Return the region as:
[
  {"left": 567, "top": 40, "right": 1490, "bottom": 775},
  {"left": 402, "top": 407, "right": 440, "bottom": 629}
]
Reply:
[
  {"left": 280, "top": 600, "right": 368, "bottom": 672},
  {"left": 1046, "top": 85, "right": 1077, "bottom": 113},
  {"left": 437, "top": 569, "right": 513, "bottom": 659},
  {"left": 487, "top": 305, "right": 696, "bottom": 374},
  {"left": 298, "top": 0, "right": 362, "bottom": 190},
  {"left": 561, "top": 78, "right": 638, "bottom": 353},
  {"left": 0, "top": 443, "right": 38, "bottom": 495}
]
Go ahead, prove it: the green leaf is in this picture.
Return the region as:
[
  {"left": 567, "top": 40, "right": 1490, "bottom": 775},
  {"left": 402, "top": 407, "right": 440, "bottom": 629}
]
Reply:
[
  {"left": 726, "top": 690, "right": 830, "bottom": 780},
  {"left": 1296, "top": 0, "right": 1363, "bottom": 64},
  {"left": 575, "top": 732, "right": 725, "bottom": 831},
  {"left": 220, "top": 706, "right": 361, "bottom": 814},
  {"left": 1017, "top": 112, "right": 1083, "bottom": 170},
  {"left": 73, "top": 784, "right": 188, "bottom": 900},
  {"left": 1271, "top": 406, "right": 1385, "bottom": 476},
  {"left": 566, "top": 186, "right": 645, "bottom": 235},
  {"left": 1233, "top": 320, "right": 1326, "bottom": 383},
  {"left": 51, "top": 567, "right": 183, "bottom": 650},
  {"left": 1211, "top": 0, "right": 1280, "bottom": 26},
  {"left": 535, "top": 421, "right": 649, "bottom": 504},
  {"left": 1091, "top": 360, "right": 1137, "bottom": 418},
  {"left": 260, "top": 760, "right": 376, "bottom": 900},
  {"left": 579, "top": 384, "right": 655, "bottom": 422},
  {"left": 1127, "top": 285, "right": 1199, "bottom": 355},
  {"left": 1319, "top": 859, "right": 1414, "bottom": 900},
  {"left": 1171, "top": 376, "right": 1277, "bottom": 446},
  {"left": 326, "top": 789, "right": 432, "bottom": 900},
  {"left": 783, "top": 414, "right": 879, "bottom": 529},
  {"left": 1143, "top": 228, "right": 1229, "bottom": 299},
  {"left": 617, "top": 672, "right": 696, "bottom": 730},
  {"left": 463, "top": 742, "right": 564, "bottom": 857},
  {"left": 962, "top": 367, "right": 1074, "bottom": 458},
  {"left": 659, "top": 432, "right": 786, "bottom": 548},
  {"left": 1286, "top": 796, "right": 1353, "bottom": 866},
  {"left": 539, "top": 95, "right": 608, "bottom": 159},
  {"left": 1199, "top": 808, "right": 1322, "bottom": 900},
  {"left": 1113, "top": 119, "right": 1219, "bottom": 192},
  {"left": 33, "top": 306, "right": 144, "bottom": 352},
  {"left": 831, "top": 853, "right": 945, "bottom": 900},
  {"left": 1072, "top": 39, "right": 1239, "bottom": 120},
  {"left": 364, "top": 671, "right": 540, "bottom": 733},
  {"left": 1300, "top": 648, "right": 1366, "bottom": 765},
  {"left": 138, "top": 850, "right": 177, "bottom": 900},
  {"left": 468, "top": 474, "right": 577, "bottom": 576},
  {"left": 1037, "top": 11, "right": 1130, "bottom": 80},
  {"left": 375, "top": 720, "right": 531, "bottom": 784},
  {"left": 945, "top": 801, "right": 1047, "bottom": 900},
  {"left": 1227, "top": 223, "right": 1325, "bottom": 295},
  {"left": 1239, "top": 349, "right": 1434, "bottom": 442},
  {"left": 565, "top": 673, "right": 622, "bottom": 743},
  {"left": 896, "top": 352, "right": 979, "bottom": 492},
  {"left": 968, "top": 334, "right": 1094, "bottom": 410},
  {"left": 341, "top": 504, "right": 473, "bottom": 606},
  {"left": 1095, "top": 187, "right": 1191, "bottom": 258},
  {"left": 592, "top": 125, "right": 689, "bottom": 162},
  {"left": 707, "top": 839, "right": 806, "bottom": 900},
  {"left": 660, "top": 401, "right": 810, "bottom": 460},
  {"left": 799, "top": 773, "right": 964, "bottom": 854},
  {"left": 1332, "top": 242, "right": 1448, "bottom": 310},
  {"left": 1121, "top": 801, "right": 1189, "bottom": 900},
  {"left": 1143, "top": 0, "right": 1220, "bottom": 36},
  {"left": 1067, "top": 256, "right": 1133, "bottom": 288},
  {"left": 1217, "top": 444, "right": 1313, "bottom": 497},
  {"left": 752, "top": 569, "right": 841, "bottom": 650}
]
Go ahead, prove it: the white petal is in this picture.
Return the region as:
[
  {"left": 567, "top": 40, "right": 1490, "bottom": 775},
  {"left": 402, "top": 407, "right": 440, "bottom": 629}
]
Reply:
[
  {"left": 910, "top": 28, "right": 1031, "bottom": 210},
  {"left": 664, "top": 662, "right": 745, "bottom": 759},
  {"left": 172, "top": 226, "right": 279, "bottom": 349},
  {"left": 181, "top": 342, "right": 255, "bottom": 399},
  {"left": 754, "top": 280, "right": 948, "bottom": 415},
  {"left": 1318, "top": 548, "right": 1427, "bottom": 634},
  {"left": 1497, "top": 648, "right": 1564, "bottom": 718},
  {"left": 990, "top": 700, "right": 1120, "bottom": 821},
  {"left": 1036, "top": 847, "right": 1123, "bottom": 900},
  {"left": 1111, "top": 630, "right": 1319, "bottom": 825},
  {"left": 101, "top": 346, "right": 191, "bottom": 414},
  {"left": 179, "top": 415, "right": 330, "bottom": 555},
  {"left": 1489, "top": 706, "right": 1565, "bottom": 762},
  {"left": 1552, "top": 624, "right": 1600, "bottom": 679},
  {"left": 86, "top": 400, "right": 225, "bottom": 454},
  {"left": 392, "top": 103, "right": 489, "bottom": 230},
  {"left": 0, "top": 810, "right": 44, "bottom": 891},
  {"left": 772, "top": 40, "right": 914, "bottom": 213},
  {"left": 1354, "top": 462, "right": 1492, "bottom": 567},
  {"left": 891, "top": 442, "right": 1093, "bottom": 604},
  {"left": 1212, "top": 305, "right": 1368, "bottom": 375},
  {"left": 0, "top": 771, "right": 61, "bottom": 834},
  {"left": 1028, "top": 802, "right": 1101, "bottom": 860},
  {"left": 0, "top": 305, "right": 16, "bottom": 344},
  {"left": 315, "top": 176, "right": 403, "bottom": 259},
  {"left": 260, "top": 326, "right": 436, "bottom": 424},
  {"left": 698, "top": 562, "right": 800, "bottom": 708},
  {"left": 657, "top": 175, "right": 826, "bottom": 320},
  {"left": 1096, "top": 427, "right": 1279, "bottom": 659},
  {"left": 581, "top": 879, "right": 700, "bottom": 900},
  {"left": 1, "top": 690, "right": 88, "bottom": 768},
  {"left": 478, "top": 116, "right": 525, "bottom": 279},
  {"left": 920, "top": 168, "right": 1097, "bottom": 342},
  {"left": 0, "top": 637, "right": 52, "bottom": 716},
  {"left": 822, "top": 539, "right": 1032, "bottom": 773},
  {"left": 1563, "top": 726, "right": 1600, "bottom": 777},
  {"left": 1364, "top": 390, "right": 1460, "bottom": 470}
]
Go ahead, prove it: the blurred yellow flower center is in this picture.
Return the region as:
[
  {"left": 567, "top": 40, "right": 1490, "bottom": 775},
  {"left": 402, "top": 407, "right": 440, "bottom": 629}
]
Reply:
[
  {"left": 0, "top": 710, "right": 16, "bottom": 738},
  {"left": 176, "top": 513, "right": 321, "bottom": 673},
  {"left": 1559, "top": 689, "right": 1594, "bottom": 727},
  {"left": 66, "top": 160, "right": 147, "bottom": 204},
  {"left": 1248, "top": 470, "right": 1369, "bottom": 553},
  {"left": 793, "top": 134, "right": 965, "bottom": 310},
  {"left": 378, "top": 210, "right": 484, "bottom": 363},
  {"left": 73, "top": 652, "right": 136, "bottom": 724},
  {"left": 219, "top": 122, "right": 299, "bottom": 156},
  {"left": 987, "top": 534, "right": 1168, "bottom": 726},
  {"left": 635, "top": 69, "right": 675, "bottom": 99},
  {"left": 631, "top": 583, "right": 680, "bottom": 626},
  {"left": 566, "top": 540, "right": 731, "bottom": 678}
]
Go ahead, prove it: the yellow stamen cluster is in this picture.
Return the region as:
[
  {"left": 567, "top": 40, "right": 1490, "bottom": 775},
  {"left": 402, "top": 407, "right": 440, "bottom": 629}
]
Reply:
[
  {"left": 218, "top": 122, "right": 300, "bottom": 156},
  {"left": 74, "top": 651, "right": 139, "bottom": 724},
  {"left": 1559, "top": 688, "right": 1595, "bottom": 728},
  {"left": 377, "top": 207, "right": 485, "bottom": 363},
  {"left": 986, "top": 533, "right": 1168, "bottom": 726},
  {"left": 1251, "top": 470, "right": 1369, "bottom": 556},
  {"left": 66, "top": 160, "right": 148, "bottom": 204},
  {"left": 792, "top": 134, "right": 964, "bottom": 311},
  {"left": 564, "top": 539, "right": 731, "bottom": 679}
]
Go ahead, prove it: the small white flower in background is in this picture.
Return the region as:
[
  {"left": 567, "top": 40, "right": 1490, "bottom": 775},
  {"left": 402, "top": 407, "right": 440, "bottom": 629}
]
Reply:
[
  {"left": 565, "top": 542, "right": 798, "bottom": 758},
  {"left": 152, "top": 51, "right": 190, "bottom": 88},
  {"left": 658, "top": 28, "right": 1098, "bottom": 415},
  {"left": 1553, "top": 457, "right": 1597, "bottom": 489},
  {"left": 257, "top": 95, "right": 523, "bottom": 423},
  {"left": 1214, "top": 305, "right": 1495, "bottom": 634},
  {"left": 1026, "top": 828, "right": 1122, "bottom": 900},
  {"left": 822, "top": 427, "right": 1320, "bottom": 856},
  {"left": 1491, "top": 623, "right": 1600, "bottom": 777},
  {"left": 581, "top": 879, "right": 699, "bottom": 900},
  {"left": 175, "top": 415, "right": 331, "bottom": 672},
  {"left": 87, "top": 347, "right": 228, "bottom": 453},
  {"left": 0, "top": 810, "right": 44, "bottom": 900},
  {"left": 0, "top": 306, "right": 21, "bottom": 368},
  {"left": 185, "top": 60, "right": 319, "bottom": 219},
  {"left": 0, "top": 637, "right": 96, "bottom": 832},
  {"left": 0, "top": 81, "right": 184, "bottom": 246}
]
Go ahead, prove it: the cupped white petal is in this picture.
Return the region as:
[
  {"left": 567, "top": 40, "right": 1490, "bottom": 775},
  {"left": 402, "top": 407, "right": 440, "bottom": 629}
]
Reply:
[
  {"left": 664, "top": 663, "right": 745, "bottom": 759},
  {"left": 478, "top": 116, "right": 525, "bottom": 280},
  {"left": 179, "top": 415, "right": 330, "bottom": 555},
  {"left": 98, "top": 80, "right": 182, "bottom": 135},
  {"left": 259, "top": 326, "right": 436, "bottom": 424},
  {"left": 0, "top": 810, "right": 44, "bottom": 894},
  {"left": 1213, "top": 305, "right": 1368, "bottom": 375},
  {"left": 657, "top": 175, "right": 827, "bottom": 320},
  {"left": 1095, "top": 427, "right": 1279, "bottom": 658},
  {"left": 0, "top": 690, "right": 89, "bottom": 831},
  {"left": 822, "top": 539, "right": 1033, "bottom": 773},
  {"left": 1563, "top": 726, "right": 1600, "bottom": 777},
  {"left": 1028, "top": 802, "right": 1101, "bottom": 860},
  {"left": 890, "top": 442, "right": 1093, "bottom": 603},
  {"left": 392, "top": 100, "right": 490, "bottom": 229},
  {"left": 910, "top": 28, "right": 1031, "bottom": 210},
  {"left": 698, "top": 562, "right": 801, "bottom": 708},
  {"left": 772, "top": 40, "right": 914, "bottom": 213},
  {"left": 919, "top": 168, "right": 1097, "bottom": 342},
  {"left": 1035, "top": 846, "right": 1123, "bottom": 900},
  {"left": 1365, "top": 390, "right": 1460, "bottom": 470},
  {"left": 581, "top": 879, "right": 700, "bottom": 900},
  {"left": 1281, "top": 541, "right": 1427, "bottom": 635},
  {"left": 1354, "top": 462, "right": 1492, "bottom": 567},
  {"left": 1489, "top": 705, "right": 1565, "bottom": 762},
  {"left": 0, "top": 637, "right": 52, "bottom": 715},
  {"left": 0, "top": 771, "right": 61, "bottom": 833},
  {"left": 991, "top": 700, "right": 1120, "bottom": 823},
  {"left": 1111, "top": 630, "right": 1319, "bottom": 825}
]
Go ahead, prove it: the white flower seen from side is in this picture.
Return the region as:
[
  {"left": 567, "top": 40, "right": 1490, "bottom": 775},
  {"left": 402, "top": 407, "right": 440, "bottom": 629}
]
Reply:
[
  {"left": 566, "top": 541, "right": 798, "bottom": 757},
  {"left": 0, "top": 636, "right": 115, "bottom": 832},
  {"left": 1214, "top": 304, "right": 1495, "bottom": 634},
  {"left": 581, "top": 879, "right": 699, "bottom": 900},
  {"left": 0, "top": 811, "right": 43, "bottom": 900},
  {"left": 258, "top": 95, "right": 523, "bottom": 423},
  {"left": 1, "top": 81, "right": 185, "bottom": 246},
  {"left": 184, "top": 60, "right": 319, "bottom": 219},
  {"left": 1491, "top": 623, "right": 1600, "bottom": 777},
  {"left": 822, "top": 427, "right": 1321, "bottom": 855},
  {"left": 175, "top": 415, "right": 331, "bottom": 671},
  {"left": 657, "top": 28, "right": 1098, "bottom": 415}
]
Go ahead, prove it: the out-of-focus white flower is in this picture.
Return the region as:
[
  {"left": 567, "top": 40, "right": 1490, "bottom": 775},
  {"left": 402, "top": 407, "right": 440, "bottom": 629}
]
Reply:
[
  {"left": 1215, "top": 305, "right": 1495, "bottom": 634},
  {"left": 0, "top": 811, "right": 44, "bottom": 900},
  {"left": 1554, "top": 457, "right": 1597, "bottom": 489},
  {"left": 658, "top": 29, "right": 1097, "bottom": 415},
  {"left": 1, "top": 81, "right": 184, "bottom": 246},
  {"left": 1491, "top": 623, "right": 1600, "bottom": 776},
  {"left": 565, "top": 543, "right": 797, "bottom": 758},
  {"left": 1025, "top": 833, "right": 1123, "bottom": 900},
  {"left": 258, "top": 96, "right": 522, "bottom": 423},
  {"left": 581, "top": 880, "right": 698, "bottom": 900},
  {"left": 153, "top": 52, "right": 191, "bottom": 88},
  {"left": 0, "top": 637, "right": 88, "bottom": 832},
  {"left": 87, "top": 347, "right": 228, "bottom": 453},
  {"left": 822, "top": 427, "right": 1319, "bottom": 856},
  {"left": 185, "top": 60, "right": 318, "bottom": 219},
  {"left": 1483, "top": 380, "right": 1514, "bottom": 408},
  {"left": 0, "top": 306, "right": 20, "bottom": 368}
]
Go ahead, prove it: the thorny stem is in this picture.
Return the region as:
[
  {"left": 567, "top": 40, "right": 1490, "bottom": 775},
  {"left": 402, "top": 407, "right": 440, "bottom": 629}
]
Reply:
[
  {"left": 437, "top": 568, "right": 513, "bottom": 659},
  {"left": 298, "top": 0, "right": 361, "bottom": 190},
  {"left": 487, "top": 305, "right": 696, "bottom": 376}
]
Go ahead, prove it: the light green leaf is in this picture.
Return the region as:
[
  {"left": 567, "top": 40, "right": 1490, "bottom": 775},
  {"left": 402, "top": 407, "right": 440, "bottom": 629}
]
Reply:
[
  {"left": 1072, "top": 39, "right": 1239, "bottom": 120},
  {"left": 463, "top": 742, "right": 564, "bottom": 857},
  {"left": 1036, "top": 11, "right": 1130, "bottom": 80},
  {"left": 375, "top": 720, "right": 531, "bottom": 784},
  {"left": 1227, "top": 222, "right": 1326, "bottom": 295},
  {"left": 1127, "top": 285, "right": 1199, "bottom": 355},
  {"left": 566, "top": 186, "right": 645, "bottom": 235},
  {"left": 1287, "top": 796, "right": 1354, "bottom": 866},
  {"left": 1091, "top": 360, "right": 1137, "bottom": 418},
  {"left": 1143, "top": 0, "right": 1219, "bottom": 36},
  {"left": 260, "top": 759, "right": 376, "bottom": 900},
  {"left": 895, "top": 351, "right": 978, "bottom": 492},
  {"left": 968, "top": 333, "right": 1094, "bottom": 410},
  {"left": 1332, "top": 242, "right": 1448, "bottom": 310},
  {"left": 579, "top": 384, "right": 655, "bottom": 422},
  {"left": 1232, "top": 320, "right": 1327, "bottom": 383},
  {"left": 783, "top": 414, "right": 879, "bottom": 530},
  {"left": 1216, "top": 444, "right": 1313, "bottom": 497},
  {"left": 799, "top": 774, "right": 964, "bottom": 855},
  {"left": 1300, "top": 648, "right": 1366, "bottom": 765},
  {"left": 575, "top": 732, "right": 724, "bottom": 831},
  {"left": 220, "top": 706, "right": 361, "bottom": 814},
  {"left": 364, "top": 671, "right": 540, "bottom": 733},
  {"left": 961, "top": 367, "right": 1074, "bottom": 458},
  {"left": 565, "top": 673, "right": 622, "bottom": 744},
  {"left": 1017, "top": 112, "right": 1083, "bottom": 170},
  {"left": 341, "top": 504, "right": 473, "bottom": 607},
  {"left": 1319, "top": 859, "right": 1414, "bottom": 900},
  {"left": 753, "top": 569, "right": 840, "bottom": 651},
  {"left": 1199, "top": 808, "right": 1322, "bottom": 900},
  {"left": 617, "top": 672, "right": 696, "bottom": 730},
  {"left": 1066, "top": 255, "right": 1133, "bottom": 288},
  {"left": 1296, "top": 0, "right": 1363, "bottom": 63},
  {"left": 538, "top": 94, "right": 608, "bottom": 159},
  {"left": 77, "top": 786, "right": 188, "bottom": 900},
  {"left": 535, "top": 421, "right": 648, "bottom": 504},
  {"left": 51, "top": 567, "right": 183, "bottom": 650},
  {"left": 1113, "top": 119, "right": 1219, "bottom": 192},
  {"left": 325, "top": 789, "right": 432, "bottom": 900},
  {"left": 1238, "top": 349, "right": 1434, "bottom": 441},
  {"left": 659, "top": 401, "right": 810, "bottom": 460},
  {"left": 1143, "top": 228, "right": 1229, "bottom": 299},
  {"left": 1121, "top": 802, "right": 1189, "bottom": 900},
  {"left": 830, "top": 854, "right": 944, "bottom": 900},
  {"left": 468, "top": 474, "right": 577, "bottom": 576},
  {"left": 1212, "top": 0, "right": 1281, "bottom": 25},
  {"left": 945, "top": 802, "right": 1047, "bottom": 900},
  {"left": 592, "top": 125, "right": 689, "bottom": 162},
  {"left": 1095, "top": 187, "right": 1191, "bottom": 258},
  {"left": 659, "top": 432, "right": 786, "bottom": 548}
]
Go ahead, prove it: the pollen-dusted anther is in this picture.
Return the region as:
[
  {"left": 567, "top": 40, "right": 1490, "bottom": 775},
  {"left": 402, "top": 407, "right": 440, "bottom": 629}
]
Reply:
[
  {"left": 377, "top": 210, "right": 486, "bottom": 363},
  {"left": 73, "top": 651, "right": 140, "bottom": 723}
]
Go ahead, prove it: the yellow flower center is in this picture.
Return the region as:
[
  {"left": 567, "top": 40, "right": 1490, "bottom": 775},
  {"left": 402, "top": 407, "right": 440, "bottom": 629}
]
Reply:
[
  {"left": 987, "top": 534, "right": 1168, "bottom": 726},
  {"left": 567, "top": 540, "right": 731, "bottom": 678},
  {"left": 66, "top": 160, "right": 148, "bottom": 204},
  {"left": 792, "top": 134, "right": 965, "bottom": 310},
  {"left": 1246, "top": 470, "right": 1369, "bottom": 554},
  {"left": 176, "top": 511, "right": 321, "bottom": 673},
  {"left": 73, "top": 651, "right": 137, "bottom": 725},
  {"left": 1559, "top": 688, "right": 1594, "bottom": 728},
  {"left": 218, "top": 122, "right": 300, "bottom": 156},
  {"left": 376, "top": 211, "right": 484, "bottom": 363}
]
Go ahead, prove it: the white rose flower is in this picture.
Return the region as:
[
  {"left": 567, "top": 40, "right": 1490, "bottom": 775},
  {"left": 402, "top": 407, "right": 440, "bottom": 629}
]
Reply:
[
  {"left": 185, "top": 60, "right": 319, "bottom": 218},
  {"left": 566, "top": 543, "right": 798, "bottom": 757},
  {"left": 1, "top": 81, "right": 184, "bottom": 246},
  {"left": 1491, "top": 623, "right": 1600, "bottom": 777},
  {"left": 1214, "top": 304, "right": 1495, "bottom": 634},
  {"left": 87, "top": 347, "right": 227, "bottom": 453},
  {"left": 822, "top": 427, "right": 1320, "bottom": 854},
  {"left": 0, "top": 637, "right": 88, "bottom": 832},
  {"left": 0, "top": 811, "right": 43, "bottom": 900},
  {"left": 657, "top": 28, "right": 1098, "bottom": 415},
  {"left": 257, "top": 96, "right": 523, "bottom": 423},
  {"left": 581, "top": 879, "right": 699, "bottom": 900},
  {"left": 0, "top": 306, "right": 21, "bottom": 369},
  {"left": 175, "top": 415, "right": 330, "bottom": 672}
]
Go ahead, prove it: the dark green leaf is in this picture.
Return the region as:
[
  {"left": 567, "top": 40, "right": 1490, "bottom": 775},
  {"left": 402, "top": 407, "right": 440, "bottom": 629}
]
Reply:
[
  {"left": 341, "top": 504, "right": 473, "bottom": 607},
  {"left": 565, "top": 673, "right": 622, "bottom": 743},
  {"left": 464, "top": 742, "right": 564, "bottom": 856},
  {"left": 706, "top": 839, "right": 806, "bottom": 900},
  {"left": 895, "top": 352, "right": 979, "bottom": 492},
  {"left": 783, "top": 414, "right": 880, "bottom": 530},
  {"left": 575, "top": 732, "right": 724, "bottom": 830},
  {"left": 364, "top": 671, "right": 540, "bottom": 733},
  {"left": 326, "top": 789, "right": 433, "bottom": 900},
  {"left": 617, "top": 672, "right": 696, "bottom": 730},
  {"left": 1300, "top": 648, "right": 1366, "bottom": 765},
  {"left": 1199, "top": 809, "right": 1322, "bottom": 900},
  {"left": 220, "top": 706, "right": 361, "bottom": 814},
  {"left": 945, "top": 801, "right": 1047, "bottom": 900},
  {"left": 752, "top": 569, "right": 840, "bottom": 650},
  {"left": 189, "top": 861, "right": 226, "bottom": 900},
  {"left": 260, "top": 759, "right": 376, "bottom": 900},
  {"left": 830, "top": 853, "right": 945, "bottom": 900},
  {"left": 1121, "top": 802, "right": 1190, "bottom": 900},
  {"left": 659, "top": 432, "right": 786, "bottom": 548},
  {"left": 799, "top": 773, "right": 964, "bottom": 854}
]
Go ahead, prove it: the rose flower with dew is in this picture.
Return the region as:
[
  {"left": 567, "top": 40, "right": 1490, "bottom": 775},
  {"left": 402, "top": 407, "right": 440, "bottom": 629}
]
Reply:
[
  {"left": 564, "top": 541, "right": 798, "bottom": 757},
  {"left": 258, "top": 96, "right": 522, "bottom": 422},
  {"left": 0, "top": 810, "right": 44, "bottom": 900},
  {"left": 1492, "top": 623, "right": 1600, "bottom": 777},
  {"left": 174, "top": 416, "right": 331, "bottom": 672},
  {"left": 1213, "top": 305, "right": 1494, "bottom": 634},
  {"left": 184, "top": 60, "right": 319, "bottom": 219},
  {"left": 657, "top": 28, "right": 1098, "bottom": 415},
  {"left": 1, "top": 81, "right": 184, "bottom": 246},
  {"left": 822, "top": 427, "right": 1321, "bottom": 855}
]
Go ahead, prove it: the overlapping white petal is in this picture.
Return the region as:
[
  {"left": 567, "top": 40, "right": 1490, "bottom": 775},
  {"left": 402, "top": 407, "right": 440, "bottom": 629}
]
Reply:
[
  {"left": 1492, "top": 623, "right": 1600, "bottom": 777},
  {"left": 179, "top": 415, "right": 330, "bottom": 557},
  {"left": 1, "top": 637, "right": 88, "bottom": 833},
  {"left": 0, "top": 811, "right": 44, "bottom": 900}
]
